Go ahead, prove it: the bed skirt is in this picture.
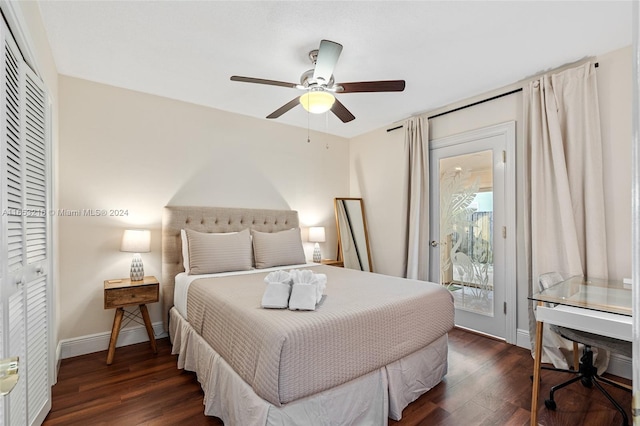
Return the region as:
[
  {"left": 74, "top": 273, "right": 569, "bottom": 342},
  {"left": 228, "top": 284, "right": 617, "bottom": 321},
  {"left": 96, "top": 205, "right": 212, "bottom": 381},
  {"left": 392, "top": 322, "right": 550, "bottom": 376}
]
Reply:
[{"left": 169, "top": 307, "right": 448, "bottom": 425}]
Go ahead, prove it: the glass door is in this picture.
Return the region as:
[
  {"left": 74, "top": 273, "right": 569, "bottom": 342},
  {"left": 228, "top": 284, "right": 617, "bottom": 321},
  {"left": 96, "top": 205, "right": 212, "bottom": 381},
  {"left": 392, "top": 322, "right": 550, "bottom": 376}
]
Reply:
[{"left": 430, "top": 126, "right": 512, "bottom": 339}]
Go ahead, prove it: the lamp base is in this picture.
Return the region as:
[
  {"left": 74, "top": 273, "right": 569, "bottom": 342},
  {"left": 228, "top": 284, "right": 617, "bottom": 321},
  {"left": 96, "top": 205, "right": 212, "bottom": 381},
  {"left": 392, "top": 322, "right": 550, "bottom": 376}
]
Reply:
[
  {"left": 313, "top": 243, "right": 322, "bottom": 263},
  {"left": 130, "top": 253, "right": 144, "bottom": 281}
]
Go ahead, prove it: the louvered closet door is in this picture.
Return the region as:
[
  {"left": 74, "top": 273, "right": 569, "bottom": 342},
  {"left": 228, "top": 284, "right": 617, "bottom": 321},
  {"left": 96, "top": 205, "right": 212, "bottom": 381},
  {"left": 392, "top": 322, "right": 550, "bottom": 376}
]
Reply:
[
  {"left": 0, "top": 18, "right": 52, "bottom": 426},
  {"left": 1, "top": 26, "right": 27, "bottom": 426},
  {"left": 23, "top": 65, "right": 51, "bottom": 426}
]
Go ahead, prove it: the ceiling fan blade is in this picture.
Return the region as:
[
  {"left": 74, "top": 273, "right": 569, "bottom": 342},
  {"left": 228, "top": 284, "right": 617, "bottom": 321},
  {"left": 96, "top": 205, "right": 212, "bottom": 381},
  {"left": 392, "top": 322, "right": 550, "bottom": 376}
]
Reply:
[
  {"left": 331, "top": 98, "right": 355, "bottom": 123},
  {"left": 313, "top": 40, "right": 343, "bottom": 84},
  {"left": 338, "top": 80, "right": 406, "bottom": 93},
  {"left": 231, "top": 76, "right": 297, "bottom": 89},
  {"left": 266, "top": 97, "right": 301, "bottom": 119}
]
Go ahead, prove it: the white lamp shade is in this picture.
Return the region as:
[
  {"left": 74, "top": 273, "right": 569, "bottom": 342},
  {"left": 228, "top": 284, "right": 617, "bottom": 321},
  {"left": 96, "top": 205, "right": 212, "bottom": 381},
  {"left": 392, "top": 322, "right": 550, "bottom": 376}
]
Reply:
[
  {"left": 120, "top": 229, "right": 151, "bottom": 253},
  {"left": 308, "top": 227, "right": 326, "bottom": 243},
  {"left": 300, "top": 91, "right": 335, "bottom": 114}
]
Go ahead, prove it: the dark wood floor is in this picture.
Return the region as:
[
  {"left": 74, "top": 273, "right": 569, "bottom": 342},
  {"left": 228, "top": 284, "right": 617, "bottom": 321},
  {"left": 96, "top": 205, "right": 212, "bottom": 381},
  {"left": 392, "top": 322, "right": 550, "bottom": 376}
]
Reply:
[{"left": 44, "top": 328, "right": 631, "bottom": 425}]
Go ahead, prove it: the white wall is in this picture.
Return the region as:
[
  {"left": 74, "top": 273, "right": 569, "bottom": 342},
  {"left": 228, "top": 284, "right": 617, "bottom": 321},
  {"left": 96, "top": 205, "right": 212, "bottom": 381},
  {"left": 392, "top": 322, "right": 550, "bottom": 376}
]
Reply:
[
  {"left": 57, "top": 76, "right": 349, "bottom": 344},
  {"left": 349, "top": 46, "right": 632, "bottom": 339},
  {"left": 349, "top": 127, "right": 407, "bottom": 277}
]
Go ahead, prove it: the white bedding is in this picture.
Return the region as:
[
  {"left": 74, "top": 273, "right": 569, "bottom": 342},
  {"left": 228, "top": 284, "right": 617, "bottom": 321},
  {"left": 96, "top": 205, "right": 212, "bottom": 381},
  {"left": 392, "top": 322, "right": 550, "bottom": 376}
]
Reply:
[
  {"left": 173, "top": 263, "right": 318, "bottom": 317},
  {"left": 170, "top": 306, "right": 448, "bottom": 424}
]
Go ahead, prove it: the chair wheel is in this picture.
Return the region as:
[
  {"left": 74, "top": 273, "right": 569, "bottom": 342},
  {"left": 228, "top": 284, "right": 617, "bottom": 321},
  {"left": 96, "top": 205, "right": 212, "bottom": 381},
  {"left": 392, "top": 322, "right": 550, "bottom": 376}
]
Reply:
[
  {"left": 544, "top": 399, "right": 556, "bottom": 410},
  {"left": 580, "top": 377, "right": 593, "bottom": 388}
]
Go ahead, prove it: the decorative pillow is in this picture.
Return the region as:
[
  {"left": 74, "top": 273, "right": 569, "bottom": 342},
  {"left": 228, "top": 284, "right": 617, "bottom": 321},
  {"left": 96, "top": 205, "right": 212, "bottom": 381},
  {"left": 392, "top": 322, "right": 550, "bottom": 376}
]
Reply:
[
  {"left": 186, "top": 228, "right": 252, "bottom": 275},
  {"left": 181, "top": 229, "right": 242, "bottom": 272},
  {"left": 252, "top": 228, "right": 306, "bottom": 269}
]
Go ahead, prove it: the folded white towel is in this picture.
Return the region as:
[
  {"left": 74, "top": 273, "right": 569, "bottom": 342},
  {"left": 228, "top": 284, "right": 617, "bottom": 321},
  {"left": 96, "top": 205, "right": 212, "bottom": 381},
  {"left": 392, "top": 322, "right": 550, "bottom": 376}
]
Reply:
[
  {"left": 289, "top": 269, "right": 323, "bottom": 310},
  {"left": 261, "top": 282, "right": 291, "bottom": 309},
  {"left": 289, "top": 282, "right": 318, "bottom": 311},
  {"left": 290, "top": 270, "right": 326, "bottom": 304},
  {"left": 261, "top": 270, "right": 293, "bottom": 309}
]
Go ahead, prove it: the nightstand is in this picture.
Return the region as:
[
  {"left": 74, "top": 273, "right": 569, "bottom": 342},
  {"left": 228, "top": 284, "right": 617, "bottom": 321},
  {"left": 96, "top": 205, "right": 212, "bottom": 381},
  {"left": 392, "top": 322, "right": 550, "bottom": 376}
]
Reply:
[
  {"left": 104, "top": 276, "right": 159, "bottom": 365},
  {"left": 320, "top": 259, "right": 344, "bottom": 267}
]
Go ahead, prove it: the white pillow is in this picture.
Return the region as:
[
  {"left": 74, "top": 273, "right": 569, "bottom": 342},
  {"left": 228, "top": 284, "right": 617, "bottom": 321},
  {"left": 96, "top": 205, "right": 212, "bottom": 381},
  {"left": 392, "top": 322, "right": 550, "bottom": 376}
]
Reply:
[
  {"left": 186, "top": 228, "right": 252, "bottom": 275},
  {"left": 251, "top": 228, "right": 306, "bottom": 269}
]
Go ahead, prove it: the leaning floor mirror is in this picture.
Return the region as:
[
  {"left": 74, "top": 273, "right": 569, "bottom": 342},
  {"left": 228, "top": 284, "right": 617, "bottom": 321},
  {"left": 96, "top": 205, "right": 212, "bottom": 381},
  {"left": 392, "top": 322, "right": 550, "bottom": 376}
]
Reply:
[{"left": 334, "top": 197, "right": 373, "bottom": 272}]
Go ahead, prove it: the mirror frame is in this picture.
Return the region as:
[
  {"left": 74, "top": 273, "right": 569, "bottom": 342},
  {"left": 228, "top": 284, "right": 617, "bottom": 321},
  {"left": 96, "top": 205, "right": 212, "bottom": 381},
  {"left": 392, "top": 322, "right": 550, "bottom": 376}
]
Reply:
[{"left": 334, "top": 197, "right": 373, "bottom": 272}]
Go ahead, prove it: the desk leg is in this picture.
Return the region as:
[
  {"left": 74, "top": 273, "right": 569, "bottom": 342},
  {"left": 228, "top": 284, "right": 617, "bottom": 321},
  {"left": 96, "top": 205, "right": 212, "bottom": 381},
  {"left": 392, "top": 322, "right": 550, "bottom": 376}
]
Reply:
[
  {"left": 106, "top": 308, "right": 124, "bottom": 365},
  {"left": 531, "top": 305, "right": 544, "bottom": 426},
  {"left": 139, "top": 304, "right": 157, "bottom": 354}
]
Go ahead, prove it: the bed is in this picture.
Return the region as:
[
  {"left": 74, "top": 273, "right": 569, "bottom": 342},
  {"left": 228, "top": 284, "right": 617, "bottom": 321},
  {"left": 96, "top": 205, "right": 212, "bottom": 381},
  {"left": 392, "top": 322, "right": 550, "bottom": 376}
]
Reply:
[{"left": 162, "top": 206, "right": 454, "bottom": 425}]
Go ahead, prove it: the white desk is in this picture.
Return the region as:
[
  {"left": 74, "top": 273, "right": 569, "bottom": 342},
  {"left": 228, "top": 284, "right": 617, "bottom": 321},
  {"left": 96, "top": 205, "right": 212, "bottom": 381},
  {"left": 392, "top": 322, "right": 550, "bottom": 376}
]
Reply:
[
  {"left": 535, "top": 304, "right": 632, "bottom": 342},
  {"left": 529, "top": 276, "right": 632, "bottom": 425}
]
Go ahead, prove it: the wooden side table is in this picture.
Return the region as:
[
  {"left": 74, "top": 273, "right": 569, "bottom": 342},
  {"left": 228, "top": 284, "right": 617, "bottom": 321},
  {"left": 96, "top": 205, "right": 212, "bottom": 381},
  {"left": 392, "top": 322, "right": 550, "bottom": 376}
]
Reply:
[
  {"left": 320, "top": 259, "right": 344, "bottom": 267},
  {"left": 104, "top": 276, "right": 159, "bottom": 365}
]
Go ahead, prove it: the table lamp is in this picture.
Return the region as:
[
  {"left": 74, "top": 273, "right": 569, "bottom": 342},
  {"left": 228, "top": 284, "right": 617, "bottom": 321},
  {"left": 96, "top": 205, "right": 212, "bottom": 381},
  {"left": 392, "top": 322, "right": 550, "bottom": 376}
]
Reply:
[
  {"left": 308, "top": 226, "right": 326, "bottom": 263},
  {"left": 120, "top": 229, "right": 151, "bottom": 281}
]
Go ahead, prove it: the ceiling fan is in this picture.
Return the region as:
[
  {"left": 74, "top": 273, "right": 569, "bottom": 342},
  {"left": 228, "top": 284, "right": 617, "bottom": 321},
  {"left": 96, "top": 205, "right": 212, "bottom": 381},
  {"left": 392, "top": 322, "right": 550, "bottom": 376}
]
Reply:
[{"left": 230, "top": 40, "right": 405, "bottom": 123}]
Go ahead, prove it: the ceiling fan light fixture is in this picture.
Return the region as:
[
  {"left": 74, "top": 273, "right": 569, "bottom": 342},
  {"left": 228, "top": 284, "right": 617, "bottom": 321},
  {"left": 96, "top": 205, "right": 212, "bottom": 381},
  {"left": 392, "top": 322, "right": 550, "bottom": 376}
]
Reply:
[
  {"left": 231, "top": 40, "right": 403, "bottom": 123},
  {"left": 300, "top": 91, "right": 335, "bottom": 114}
]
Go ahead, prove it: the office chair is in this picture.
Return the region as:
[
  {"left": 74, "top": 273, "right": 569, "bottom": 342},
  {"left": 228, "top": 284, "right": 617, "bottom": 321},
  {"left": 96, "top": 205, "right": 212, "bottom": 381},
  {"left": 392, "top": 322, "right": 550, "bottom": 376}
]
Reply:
[{"left": 538, "top": 272, "right": 632, "bottom": 426}]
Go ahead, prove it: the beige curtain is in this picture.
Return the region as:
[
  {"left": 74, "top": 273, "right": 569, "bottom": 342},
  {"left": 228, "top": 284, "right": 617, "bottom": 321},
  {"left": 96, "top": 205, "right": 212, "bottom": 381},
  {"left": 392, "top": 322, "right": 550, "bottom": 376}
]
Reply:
[
  {"left": 524, "top": 62, "right": 608, "bottom": 368},
  {"left": 403, "top": 116, "right": 430, "bottom": 280}
]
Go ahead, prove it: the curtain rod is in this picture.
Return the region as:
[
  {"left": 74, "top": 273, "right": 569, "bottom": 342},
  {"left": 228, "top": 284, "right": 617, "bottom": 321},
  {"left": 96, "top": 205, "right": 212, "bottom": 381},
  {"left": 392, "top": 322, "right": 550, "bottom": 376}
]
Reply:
[{"left": 387, "top": 62, "right": 599, "bottom": 132}]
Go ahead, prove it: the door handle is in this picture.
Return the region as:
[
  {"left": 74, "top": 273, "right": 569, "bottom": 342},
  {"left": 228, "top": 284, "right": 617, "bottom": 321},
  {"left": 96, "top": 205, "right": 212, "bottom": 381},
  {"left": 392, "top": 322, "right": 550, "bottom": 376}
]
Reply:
[
  {"left": 0, "top": 357, "right": 19, "bottom": 396},
  {"left": 430, "top": 240, "right": 440, "bottom": 247}
]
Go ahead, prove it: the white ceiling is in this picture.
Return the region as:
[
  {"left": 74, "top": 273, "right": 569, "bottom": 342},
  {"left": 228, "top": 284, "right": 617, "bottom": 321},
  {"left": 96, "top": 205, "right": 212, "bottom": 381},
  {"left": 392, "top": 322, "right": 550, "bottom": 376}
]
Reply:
[{"left": 37, "top": 1, "right": 632, "bottom": 139}]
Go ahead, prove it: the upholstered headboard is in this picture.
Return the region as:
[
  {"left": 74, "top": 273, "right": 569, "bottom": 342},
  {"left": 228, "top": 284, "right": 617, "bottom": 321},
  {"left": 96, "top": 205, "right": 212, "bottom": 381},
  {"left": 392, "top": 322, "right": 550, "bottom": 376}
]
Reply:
[{"left": 161, "top": 206, "right": 300, "bottom": 329}]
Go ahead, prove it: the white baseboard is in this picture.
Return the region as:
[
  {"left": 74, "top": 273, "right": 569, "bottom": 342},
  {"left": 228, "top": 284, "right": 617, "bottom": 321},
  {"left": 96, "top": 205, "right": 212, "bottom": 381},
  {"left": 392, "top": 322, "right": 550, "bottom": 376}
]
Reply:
[
  {"left": 606, "top": 353, "right": 633, "bottom": 380},
  {"left": 58, "top": 321, "right": 168, "bottom": 360},
  {"left": 516, "top": 328, "right": 532, "bottom": 350},
  {"left": 514, "top": 329, "right": 631, "bottom": 380}
]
